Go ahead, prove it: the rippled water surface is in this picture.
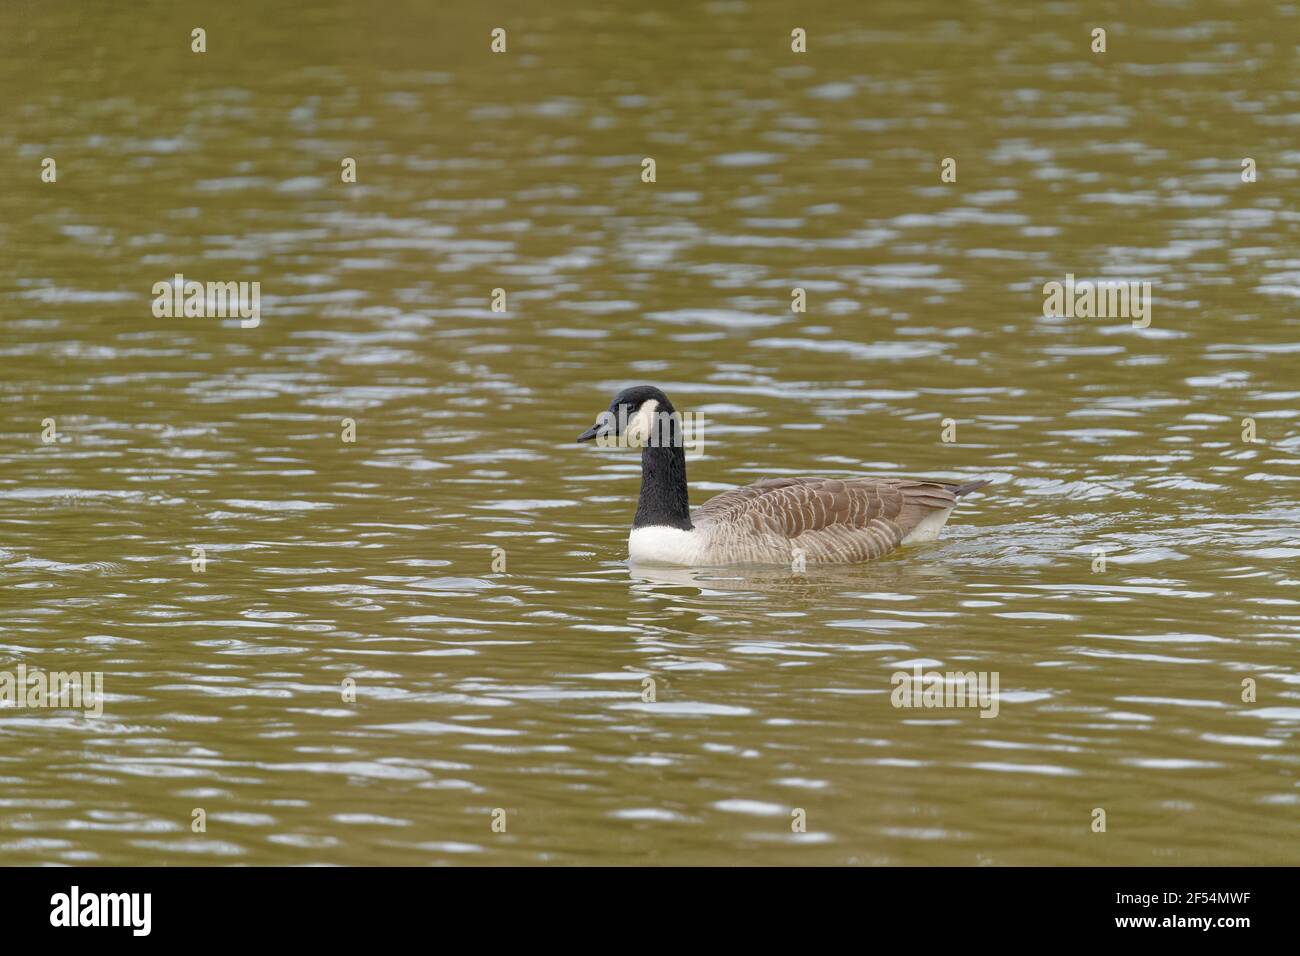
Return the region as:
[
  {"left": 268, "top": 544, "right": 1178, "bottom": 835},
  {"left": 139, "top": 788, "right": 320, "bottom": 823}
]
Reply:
[{"left": 2, "top": 0, "right": 1298, "bottom": 864}]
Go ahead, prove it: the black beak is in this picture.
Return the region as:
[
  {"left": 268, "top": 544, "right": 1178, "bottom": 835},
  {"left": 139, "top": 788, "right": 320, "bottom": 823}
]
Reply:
[{"left": 576, "top": 424, "right": 603, "bottom": 443}]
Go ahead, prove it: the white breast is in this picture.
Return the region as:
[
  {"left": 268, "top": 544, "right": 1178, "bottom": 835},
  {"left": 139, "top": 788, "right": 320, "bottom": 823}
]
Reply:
[{"left": 628, "top": 526, "right": 705, "bottom": 566}]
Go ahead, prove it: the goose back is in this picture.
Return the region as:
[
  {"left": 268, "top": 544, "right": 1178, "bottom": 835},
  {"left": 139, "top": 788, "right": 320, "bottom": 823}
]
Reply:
[{"left": 686, "top": 476, "right": 972, "bottom": 565}]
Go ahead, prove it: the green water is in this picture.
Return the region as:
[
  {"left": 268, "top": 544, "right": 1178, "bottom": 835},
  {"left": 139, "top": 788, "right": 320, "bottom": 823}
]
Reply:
[{"left": 1, "top": 0, "right": 1297, "bottom": 864}]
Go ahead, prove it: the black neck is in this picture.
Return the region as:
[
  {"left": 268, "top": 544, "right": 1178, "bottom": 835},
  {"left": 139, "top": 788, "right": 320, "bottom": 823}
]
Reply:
[{"left": 633, "top": 423, "right": 692, "bottom": 530}]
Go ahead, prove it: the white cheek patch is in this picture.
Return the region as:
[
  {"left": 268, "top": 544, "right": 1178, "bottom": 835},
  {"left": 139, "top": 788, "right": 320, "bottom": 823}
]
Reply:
[{"left": 625, "top": 399, "right": 659, "bottom": 447}]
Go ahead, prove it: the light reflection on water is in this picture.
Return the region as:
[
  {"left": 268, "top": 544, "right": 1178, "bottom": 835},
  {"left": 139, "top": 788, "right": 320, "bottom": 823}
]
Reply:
[{"left": 0, "top": 0, "right": 1297, "bottom": 864}]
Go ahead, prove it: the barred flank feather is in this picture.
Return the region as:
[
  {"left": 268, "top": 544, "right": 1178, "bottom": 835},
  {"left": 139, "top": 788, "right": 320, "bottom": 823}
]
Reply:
[{"left": 688, "top": 476, "right": 984, "bottom": 566}]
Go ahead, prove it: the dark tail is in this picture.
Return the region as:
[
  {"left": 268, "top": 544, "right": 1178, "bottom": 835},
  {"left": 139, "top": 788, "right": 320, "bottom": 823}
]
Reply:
[{"left": 951, "top": 479, "right": 990, "bottom": 497}]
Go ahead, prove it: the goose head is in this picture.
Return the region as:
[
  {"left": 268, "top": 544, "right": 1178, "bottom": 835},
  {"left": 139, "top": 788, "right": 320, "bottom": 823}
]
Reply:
[{"left": 576, "top": 385, "right": 678, "bottom": 448}]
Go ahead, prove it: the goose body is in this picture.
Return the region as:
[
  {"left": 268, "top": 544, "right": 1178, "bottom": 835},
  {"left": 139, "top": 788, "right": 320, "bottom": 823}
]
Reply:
[
  {"left": 578, "top": 386, "right": 988, "bottom": 568},
  {"left": 629, "top": 475, "right": 986, "bottom": 566}
]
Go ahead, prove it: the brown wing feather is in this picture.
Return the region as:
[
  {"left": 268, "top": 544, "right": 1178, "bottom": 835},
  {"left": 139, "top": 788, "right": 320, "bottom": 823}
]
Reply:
[{"left": 693, "top": 476, "right": 965, "bottom": 564}]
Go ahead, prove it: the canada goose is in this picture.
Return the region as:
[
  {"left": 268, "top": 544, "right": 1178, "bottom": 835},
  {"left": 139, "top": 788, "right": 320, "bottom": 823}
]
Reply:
[{"left": 577, "top": 385, "right": 989, "bottom": 567}]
